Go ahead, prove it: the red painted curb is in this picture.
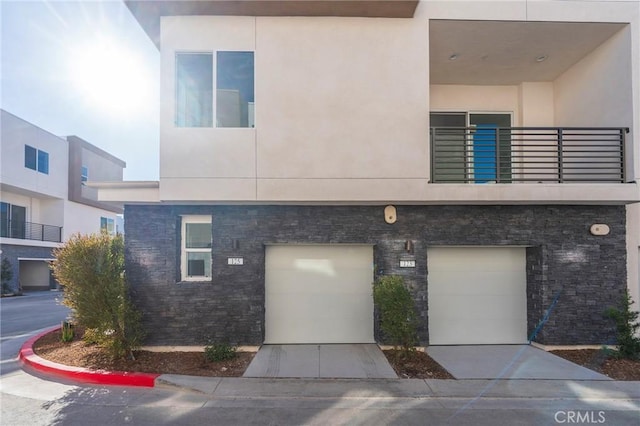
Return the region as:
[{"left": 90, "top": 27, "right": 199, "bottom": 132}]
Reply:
[{"left": 19, "top": 326, "right": 160, "bottom": 387}]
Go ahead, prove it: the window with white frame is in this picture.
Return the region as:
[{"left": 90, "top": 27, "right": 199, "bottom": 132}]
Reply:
[
  {"left": 175, "top": 51, "right": 255, "bottom": 128},
  {"left": 181, "top": 215, "right": 212, "bottom": 281},
  {"left": 100, "top": 216, "right": 115, "bottom": 235},
  {"left": 216, "top": 51, "right": 254, "bottom": 128},
  {"left": 25, "top": 145, "right": 49, "bottom": 174},
  {"left": 81, "top": 165, "right": 88, "bottom": 183},
  {"left": 175, "top": 53, "right": 213, "bottom": 127}
]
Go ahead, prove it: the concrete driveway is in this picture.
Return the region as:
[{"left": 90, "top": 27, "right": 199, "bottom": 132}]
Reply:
[
  {"left": 244, "top": 343, "right": 611, "bottom": 380},
  {"left": 426, "top": 345, "right": 611, "bottom": 380},
  {"left": 243, "top": 344, "right": 397, "bottom": 378}
]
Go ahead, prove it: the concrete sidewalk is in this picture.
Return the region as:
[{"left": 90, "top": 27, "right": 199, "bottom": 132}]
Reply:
[{"left": 156, "top": 375, "right": 640, "bottom": 409}]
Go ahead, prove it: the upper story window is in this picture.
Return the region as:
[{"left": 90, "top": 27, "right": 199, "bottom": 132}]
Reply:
[
  {"left": 81, "top": 166, "right": 88, "bottom": 183},
  {"left": 176, "top": 53, "right": 213, "bottom": 127},
  {"left": 1, "top": 201, "right": 26, "bottom": 239},
  {"left": 175, "top": 51, "right": 254, "bottom": 128},
  {"left": 100, "top": 216, "right": 115, "bottom": 235},
  {"left": 181, "top": 215, "right": 212, "bottom": 281},
  {"left": 217, "top": 51, "right": 254, "bottom": 128},
  {"left": 25, "top": 145, "right": 49, "bottom": 174}
]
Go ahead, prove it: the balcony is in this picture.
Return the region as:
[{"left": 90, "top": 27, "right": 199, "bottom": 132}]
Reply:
[
  {"left": 430, "top": 127, "right": 629, "bottom": 184},
  {"left": 1, "top": 220, "right": 62, "bottom": 243}
]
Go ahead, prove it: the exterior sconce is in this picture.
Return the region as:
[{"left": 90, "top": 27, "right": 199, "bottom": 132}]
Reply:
[
  {"left": 590, "top": 224, "right": 610, "bottom": 236},
  {"left": 384, "top": 205, "right": 397, "bottom": 224},
  {"left": 232, "top": 239, "right": 240, "bottom": 250},
  {"left": 405, "top": 239, "right": 414, "bottom": 254}
]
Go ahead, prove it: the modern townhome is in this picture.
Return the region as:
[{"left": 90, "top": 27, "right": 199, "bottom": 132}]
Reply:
[
  {"left": 101, "top": 0, "right": 640, "bottom": 348},
  {"left": 0, "top": 109, "right": 125, "bottom": 292}
]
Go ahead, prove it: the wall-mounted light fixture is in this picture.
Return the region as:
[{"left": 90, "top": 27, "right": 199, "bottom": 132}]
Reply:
[
  {"left": 590, "top": 224, "right": 610, "bottom": 236},
  {"left": 384, "top": 205, "right": 397, "bottom": 224},
  {"left": 232, "top": 239, "right": 240, "bottom": 250},
  {"left": 405, "top": 239, "right": 414, "bottom": 254}
]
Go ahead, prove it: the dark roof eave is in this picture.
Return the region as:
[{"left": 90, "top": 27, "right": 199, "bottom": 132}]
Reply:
[{"left": 125, "top": 0, "right": 419, "bottom": 49}]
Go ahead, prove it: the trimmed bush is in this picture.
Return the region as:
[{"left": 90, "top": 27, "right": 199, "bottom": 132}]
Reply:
[
  {"left": 52, "top": 232, "right": 144, "bottom": 359},
  {"left": 605, "top": 289, "right": 640, "bottom": 360},
  {"left": 373, "top": 275, "right": 418, "bottom": 356},
  {"left": 204, "top": 342, "right": 237, "bottom": 362},
  {"left": 1, "top": 257, "right": 14, "bottom": 294}
]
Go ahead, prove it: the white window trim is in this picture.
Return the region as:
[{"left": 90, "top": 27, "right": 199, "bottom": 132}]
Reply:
[
  {"left": 181, "top": 215, "right": 212, "bottom": 281},
  {"left": 100, "top": 217, "right": 115, "bottom": 235}
]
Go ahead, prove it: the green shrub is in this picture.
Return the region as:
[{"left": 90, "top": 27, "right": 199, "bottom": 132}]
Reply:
[
  {"left": 82, "top": 328, "right": 102, "bottom": 345},
  {"left": 373, "top": 275, "right": 418, "bottom": 356},
  {"left": 60, "top": 321, "right": 74, "bottom": 343},
  {"left": 604, "top": 289, "right": 640, "bottom": 360},
  {"left": 1, "top": 257, "right": 14, "bottom": 294},
  {"left": 204, "top": 342, "right": 237, "bottom": 362},
  {"left": 52, "top": 232, "right": 144, "bottom": 359}
]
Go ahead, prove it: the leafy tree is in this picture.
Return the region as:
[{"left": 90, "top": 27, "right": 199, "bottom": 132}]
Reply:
[
  {"left": 605, "top": 289, "right": 640, "bottom": 360},
  {"left": 1, "top": 257, "right": 13, "bottom": 294},
  {"left": 373, "top": 275, "right": 418, "bottom": 356},
  {"left": 52, "top": 232, "right": 143, "bottom": 359}
]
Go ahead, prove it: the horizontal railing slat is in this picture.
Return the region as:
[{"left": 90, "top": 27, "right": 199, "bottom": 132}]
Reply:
[{"left": 430, "top": 126, "right": 627, "bottom": 183}]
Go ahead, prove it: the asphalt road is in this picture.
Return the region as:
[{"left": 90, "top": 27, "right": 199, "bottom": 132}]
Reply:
[
  {"left": 0, "top": 291, "right": 70, "bottom": 375},
  {"left": 1, "top": 291, "right": 638, "bottom": 425}
]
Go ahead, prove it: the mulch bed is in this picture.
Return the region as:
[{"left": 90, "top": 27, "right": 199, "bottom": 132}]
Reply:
[
  {"left": 551, "top": 349, "right": 640, "bottom": 381},
  {"left": 383, "top": 349, "right": 454, "bottom": 379},
  {"left": 33, "top": 327, "right": 254, "bottom": 377},
  {"left": 31, "top": 328, "right": 639, "bottom": 380}
]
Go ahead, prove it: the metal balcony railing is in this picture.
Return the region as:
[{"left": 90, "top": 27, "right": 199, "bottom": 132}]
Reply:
[
  {"left": 0, "top": 220, "right": 62, "bottom": 242},
  {"left": 430, "top": 127, "right": 629, "bottom": 183}
]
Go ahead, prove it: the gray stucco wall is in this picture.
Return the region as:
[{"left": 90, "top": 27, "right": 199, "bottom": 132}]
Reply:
[{"left": 124, "top": 204, "right": 626, "bottom": 346}]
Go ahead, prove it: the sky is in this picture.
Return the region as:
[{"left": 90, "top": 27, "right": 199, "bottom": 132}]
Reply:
[{"left": 1, "top": 0, "right": 160, "bottom": 180}]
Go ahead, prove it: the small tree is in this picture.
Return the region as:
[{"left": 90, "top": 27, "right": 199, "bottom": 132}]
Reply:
[
  {"left": 52, "top": 232, "right": 144, "bottom": 359},
  {"left": 1, "top": 257, "right": 14, "bottom": 294},
  {"left": 604, "top": 289, "right": 640, "bottom": 360},
  {"left": 373, "top": 275, "right": 418, "bottom": 357}
]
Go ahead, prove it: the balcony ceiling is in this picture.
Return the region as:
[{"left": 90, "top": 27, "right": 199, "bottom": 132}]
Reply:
[
  {"left": 125, "top": 0, "right": 419, "bottom": 48},
  {"left": 430, "top": 20, "right": 626, "bottom": 85}
]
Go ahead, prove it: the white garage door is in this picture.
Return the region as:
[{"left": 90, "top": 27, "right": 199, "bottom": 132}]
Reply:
[
  {"left": 265, "top": 245, "right": 374, "bottom": 344},
  {"left": 428, "top": 247, "right": 527, "bottom": 345},
  {"left": 19, "top": 260, "right": 52, "bottom": 290}
]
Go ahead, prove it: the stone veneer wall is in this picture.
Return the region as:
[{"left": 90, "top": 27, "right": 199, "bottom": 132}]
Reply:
[
  {"left": 124, "top": 204, "right": 626, "bottom": 346},
  {"left": 0, "top": 244, "right": 56, "bottom": 292}
]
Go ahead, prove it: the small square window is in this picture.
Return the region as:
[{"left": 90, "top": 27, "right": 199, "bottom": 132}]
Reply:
[
  {"left": 100, "top": 217, "right": 115, "bottom": 235},
  {"left": 25, "top": 145, "right": 49, "bottom": 174}
]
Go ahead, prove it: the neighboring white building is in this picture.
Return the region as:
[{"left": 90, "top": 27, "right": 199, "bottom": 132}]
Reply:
[
  {"left": 100, "top": 0, "right": 639, "bottom": 347},
  {"left": 0, "top": 109, "right": 125, "bottom": 291}
]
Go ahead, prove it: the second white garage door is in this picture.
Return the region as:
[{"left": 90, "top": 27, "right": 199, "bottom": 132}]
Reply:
[
  {"left": 265, "top": 245, "right": 374, "bottom": 344},
  {"left": 427, "top": 247, "right": 527, "bottom": 345}
]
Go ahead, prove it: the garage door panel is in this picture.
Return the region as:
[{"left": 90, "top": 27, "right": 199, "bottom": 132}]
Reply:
[
  {"left": 430, "top": 294, "right": 525, "bottom": 318},
  {"left": 428, "top": 247, "right": 527, "bottom": 345},
  {"left": 429, "top": 281, "right": 525, "bottom": 296},
  {"left": 429, "top": 317, "right": 526, "bottom": 345},
  {"left": 265, "top": 245, "right": 374, "bottom": 344}
]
